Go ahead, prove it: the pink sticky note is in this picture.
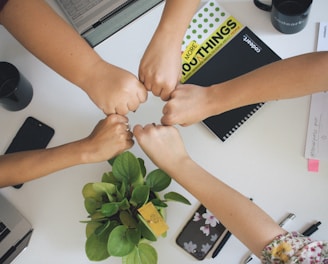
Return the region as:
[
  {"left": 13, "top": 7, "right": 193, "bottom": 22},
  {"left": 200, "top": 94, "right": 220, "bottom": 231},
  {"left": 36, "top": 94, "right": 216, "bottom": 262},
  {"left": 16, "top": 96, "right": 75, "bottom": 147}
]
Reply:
[{"left": 308, "top": 159, "right": 319, "bottom": 172}]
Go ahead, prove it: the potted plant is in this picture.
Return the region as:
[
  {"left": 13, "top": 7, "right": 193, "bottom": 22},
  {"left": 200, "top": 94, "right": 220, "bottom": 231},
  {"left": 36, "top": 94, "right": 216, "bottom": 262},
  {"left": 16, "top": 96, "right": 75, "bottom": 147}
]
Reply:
[{"left": 81, "top": 151, "right": 191, "bottom": 264}]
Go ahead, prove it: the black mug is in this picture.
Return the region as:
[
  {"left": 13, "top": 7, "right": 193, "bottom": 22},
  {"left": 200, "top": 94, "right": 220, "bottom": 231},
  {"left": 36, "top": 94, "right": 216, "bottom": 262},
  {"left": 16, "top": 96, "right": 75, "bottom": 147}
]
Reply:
[
  {"left": 253, "top": 0, "right": 312, "bottom": 34},
  {"left": 0, "top": 62, "right": 33, "bottom": 111}
]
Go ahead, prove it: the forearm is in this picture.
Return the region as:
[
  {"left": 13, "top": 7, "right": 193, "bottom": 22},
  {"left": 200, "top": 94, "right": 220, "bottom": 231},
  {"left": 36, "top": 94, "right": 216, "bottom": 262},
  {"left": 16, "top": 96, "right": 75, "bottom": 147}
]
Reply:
[
  {"left": 0, "top": 140, "right": 86, "bottom": 188},
  {"left": 209, "top": 52, "right": 328, "bottom": 115},
  {"left": 0, "top": 0, "right": 101, "bottom": 91},
  {"left": 165, "top": 158, "right": 285, "bottom": 257},
  {"left": 156, "top": 0, "right": 200, "bottom": 42}
]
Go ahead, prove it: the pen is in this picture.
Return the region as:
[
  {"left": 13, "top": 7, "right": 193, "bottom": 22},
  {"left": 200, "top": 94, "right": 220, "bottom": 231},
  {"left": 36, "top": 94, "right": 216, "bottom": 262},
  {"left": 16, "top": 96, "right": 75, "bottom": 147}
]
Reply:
[
  {"left": 242, "top": 213, "right": 296, "bottom": 264},
  {"left": 211, "top": 230, "right": 232, "bottom": 258},
  {"left": 302, "top": 221, "right": 321, "bottom": 236}
]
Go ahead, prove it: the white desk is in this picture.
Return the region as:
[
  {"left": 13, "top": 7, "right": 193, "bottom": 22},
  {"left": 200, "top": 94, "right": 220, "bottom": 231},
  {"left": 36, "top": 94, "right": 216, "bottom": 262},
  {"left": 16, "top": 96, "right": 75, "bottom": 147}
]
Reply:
[{"left": 1, "top": 1, "right": 327, "bottom": 263}]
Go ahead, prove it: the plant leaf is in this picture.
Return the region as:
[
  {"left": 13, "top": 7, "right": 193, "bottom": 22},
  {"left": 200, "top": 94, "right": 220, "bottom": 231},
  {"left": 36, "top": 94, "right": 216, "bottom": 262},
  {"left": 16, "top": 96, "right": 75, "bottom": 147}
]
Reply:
[
  {"left": 119, "top": 210, "right": 138, "bottom": 228},
  {"left": 119, "top": 197, "right": 130, "bottom": 210},
  {"left": 145, "top": 169, "right": 171, "bottom": 192},
  {"left": 92, "top": 182, "right": 116, "bottom": 195},
  {"left": 116, "top": 181, "right": 127, "bottom": 201},
  {"left": 137, "top": 216, "right": 157, "bottom": 242},
  {"left": 94, "top": 221, "right": 111, "bottom": 236},
  {"left": 123, "top": 243, "right": 158, "bottom": 264},
  {"left": 151, "top": 198, "right": 168, "bottom": 208},
  {"left": 126, "top": 228, "right": 141, "bottom": 245},
  {"left": 107, "top": 225, "right": 136, "bottom": 257},
  {"left": 85, "top": 221, "right": 102, "bottom": 238},
  {"left": 82, "top": 183, "right": 101, "bottom": 200},
  {"left": 112, "top": 151, "right": 141, "bottom": 184},
  {"left": 101, "top": 203, "right": 119, "bottom": 217},
  {"left": 138, "top": 158, "right": 146, "bottom": 178},
  {"left": 164, "top": 192, "right": 191, "bottom": 205},
  {"left": 130, "top": 185, "right": 150, "bottom": 207},
  {"left": 84, "top": 197, "right": 102, "bottom": 215},
  {"left": 85, "top": 230, "right": 110, "bottom": 261},
  {"left": 102, "top": 171, "right": 119, "bottom": 185}
]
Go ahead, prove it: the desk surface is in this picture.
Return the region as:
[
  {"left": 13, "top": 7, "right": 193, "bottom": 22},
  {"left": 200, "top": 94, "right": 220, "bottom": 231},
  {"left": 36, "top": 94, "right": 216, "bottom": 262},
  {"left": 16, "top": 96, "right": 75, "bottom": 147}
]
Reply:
[{"left": 1, "top": 1, "right": 327, "bottom": 263}]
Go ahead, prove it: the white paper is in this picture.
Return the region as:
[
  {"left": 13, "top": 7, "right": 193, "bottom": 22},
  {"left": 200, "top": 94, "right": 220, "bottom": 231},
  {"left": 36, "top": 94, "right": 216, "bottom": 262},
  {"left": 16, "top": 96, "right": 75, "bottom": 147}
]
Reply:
[
  {"left": 305, "top": 92, "right": 328, "bottom": 160},
  {"left": 317, "top": 22, "right": 328, "bottom": 52},
  {"left": 304, "top": 22, "right": 328, "bottom": 161}
]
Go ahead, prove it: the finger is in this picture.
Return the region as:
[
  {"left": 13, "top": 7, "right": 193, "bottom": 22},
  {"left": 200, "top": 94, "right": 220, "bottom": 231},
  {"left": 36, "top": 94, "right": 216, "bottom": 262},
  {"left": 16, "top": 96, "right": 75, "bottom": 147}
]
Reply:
[
  {"left": 114, "top": 105, "right": 129, "bottom": 116},
  {"left": 138, "top": 87, "right": 148, "bottom": 103},
  {"left": 133, "top": 124, "right": 143, "bottom": 136},
  {"left": 159, "top": 86, "right": 172, "bottom": 101},
  {"left": 124, "top": 122, "right": 131, "bottom": 132}
]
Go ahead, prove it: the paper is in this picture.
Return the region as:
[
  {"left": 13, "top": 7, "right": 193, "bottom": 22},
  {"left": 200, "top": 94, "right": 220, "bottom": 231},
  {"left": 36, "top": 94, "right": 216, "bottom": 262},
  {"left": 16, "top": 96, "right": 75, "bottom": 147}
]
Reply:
[
  {"left": 137, "top": 202, "right": 168, "bottom": 236},
  {"left": 304, "top": 22, "right": 328, "bottom": 171},
  {"left": 317, "top": 22, "right": 328, "bottom": 52},
  {"left": 305, "top": 92, "right": 328, "bottom": 160}
]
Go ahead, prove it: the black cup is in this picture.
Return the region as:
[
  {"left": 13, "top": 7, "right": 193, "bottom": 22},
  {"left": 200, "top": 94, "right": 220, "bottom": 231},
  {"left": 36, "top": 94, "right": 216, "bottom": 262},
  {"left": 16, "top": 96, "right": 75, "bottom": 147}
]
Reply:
[
  {"left": 253, "top": 0, "right": 312, "bottom": 34},
  {"left": 0, "top": 62, "right": 33, "bottom": 111}
]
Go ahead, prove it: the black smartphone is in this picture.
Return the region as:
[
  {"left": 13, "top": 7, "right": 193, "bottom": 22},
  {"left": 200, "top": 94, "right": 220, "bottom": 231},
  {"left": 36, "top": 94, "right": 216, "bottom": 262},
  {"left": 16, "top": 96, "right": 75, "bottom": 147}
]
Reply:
[
  {"left": 4, "top": 116, "right": 55, "bottom": 189},
  {"left": 176, "top": 204, "right": 227, "bottom": 260}
]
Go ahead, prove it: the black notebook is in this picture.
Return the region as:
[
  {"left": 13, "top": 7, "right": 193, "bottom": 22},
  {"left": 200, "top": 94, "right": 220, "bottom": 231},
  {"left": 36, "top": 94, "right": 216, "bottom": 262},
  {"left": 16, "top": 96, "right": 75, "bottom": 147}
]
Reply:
[
  {"left": 180, "top": 1, "right": 281, "bottom": 141},
  {"left": 186, "top": 27, "right": 281, "bottom": 141}
]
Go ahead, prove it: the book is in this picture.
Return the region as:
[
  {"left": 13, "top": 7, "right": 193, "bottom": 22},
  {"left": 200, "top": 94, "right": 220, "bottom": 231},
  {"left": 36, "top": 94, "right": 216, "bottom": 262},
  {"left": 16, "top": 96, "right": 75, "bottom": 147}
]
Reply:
[{"left": 181, "top": 1, "right": 281, "bottom": 141}]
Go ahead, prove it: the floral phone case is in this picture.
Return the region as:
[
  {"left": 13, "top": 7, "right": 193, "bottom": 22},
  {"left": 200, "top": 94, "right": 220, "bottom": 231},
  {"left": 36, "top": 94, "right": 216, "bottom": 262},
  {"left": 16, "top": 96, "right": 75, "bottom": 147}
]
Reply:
[{"left": 176, "top": 204, "right": 226, "bottom": 260}]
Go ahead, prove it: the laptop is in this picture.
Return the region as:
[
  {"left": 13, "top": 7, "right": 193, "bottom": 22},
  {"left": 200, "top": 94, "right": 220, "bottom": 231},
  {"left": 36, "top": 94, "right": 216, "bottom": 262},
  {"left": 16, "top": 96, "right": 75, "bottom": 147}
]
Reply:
[
  {"left": 0, "top": 194, "right": 33, "bottom": 264},
  {"left": 55, "top": 0, "right": 163, "bottom": 47}
]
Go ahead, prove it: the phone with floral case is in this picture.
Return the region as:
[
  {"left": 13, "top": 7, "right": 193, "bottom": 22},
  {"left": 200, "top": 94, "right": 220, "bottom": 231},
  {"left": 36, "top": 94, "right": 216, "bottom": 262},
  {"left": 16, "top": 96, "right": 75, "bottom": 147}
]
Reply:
[{"left": 176, "top": 204, "right": 227, "bottom": 260}]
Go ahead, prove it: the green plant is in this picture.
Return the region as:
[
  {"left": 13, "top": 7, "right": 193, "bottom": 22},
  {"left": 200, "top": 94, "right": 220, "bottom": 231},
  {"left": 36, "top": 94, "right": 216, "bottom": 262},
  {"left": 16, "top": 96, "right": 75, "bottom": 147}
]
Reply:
[{"left": 81, "top": 151, "right": 190, "bottom": 264}]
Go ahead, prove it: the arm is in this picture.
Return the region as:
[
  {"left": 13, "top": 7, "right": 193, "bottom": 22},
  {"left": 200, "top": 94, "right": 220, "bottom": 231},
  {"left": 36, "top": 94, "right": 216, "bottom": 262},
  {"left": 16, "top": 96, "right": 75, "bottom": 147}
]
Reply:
[
  {"left": 139, "top": 0, "right": 200, "bottom": 100},
  {"left": 0, "top": 115, "right": 133, "bottom": 188},
  {"left": 161, "top": 51, "right": 328, "bottom": 126},
  {"left": 0, "top": 0, "right": 147, "bottom": 115},
  {"left": 133, "top": 124, "right": 286, "bottom": 257}
]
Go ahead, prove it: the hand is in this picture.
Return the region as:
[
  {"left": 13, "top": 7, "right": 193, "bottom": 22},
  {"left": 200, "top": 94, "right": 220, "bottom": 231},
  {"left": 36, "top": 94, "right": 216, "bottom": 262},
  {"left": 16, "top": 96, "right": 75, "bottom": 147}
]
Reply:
[
  {"left": 161, "top": 84, "right": 213, "bottom": 126},
  {"left": 139, "top": 33, "right": 182, "bottom": 101},
  {"left": 133, "top": 124, "right": 189, "bottom": 172},
  {"left": 83, "top": 60, "right": 148, "bottom": 115},
  {"left": 80, "top": 114, "right": 134, "bottom": 163}
]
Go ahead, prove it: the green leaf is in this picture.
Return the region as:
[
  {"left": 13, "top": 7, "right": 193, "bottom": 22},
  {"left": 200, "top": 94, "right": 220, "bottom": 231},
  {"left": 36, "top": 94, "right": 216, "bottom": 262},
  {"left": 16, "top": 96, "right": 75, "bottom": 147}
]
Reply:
[
  {"left": 116, "top": 181, "right": 127, "bottom": 201},
  {"left": 151, "top": 198, "right": 168, "bottom": 208},
  {"left": 123, "top": 243, "right": 158, "bottom": 264},
  {"left": 84, "top": 197, "right": 102, "bottom": 215},
  {"left": 145, "top": 169, "right": 171, "bottom": 192},
  {"left": 108, "top": 156, "right": 116, "bottom": 166},
  {"left": 85, "top": 221, "right": 102, "bottom": 238},
  {"left": 138, "top": 158, "right": 146, "bottom": 178},
  {"left": 94, "top": 221, "right": 111, "bottom": 236},
  {"left": 92, "top": 182, "right": 116, "bottom": 197},
  {"left": 118, "top": 197, "right": 130, "bottom": 210},
  {"left": 82, "top": 183, "right": 101, "bottom": 200},
  {"left": 126, "top": 228, "right": 141, "bottom": 245},
  {"left": 130, "top": 185, "right": 150, "bottom": 207},
  {"left": 102, "top": 171, "right": 119, "bottom": 185},
  {"left": 85, "top": 230, "right": 110, "bottom": 261},
  {"left": 101, "top": 203, "right": 119, "bottom": 217},
  {"left": 137, "top": 216, "right": 157, "bottom": 242},
  {"left": 90, "top": 211, "right": 106, "bottom": 221},
  {"left": 120, "top": 211, "right": 138, "bottom": 228},
  {"left": 107, "top": 225, "right": 136, "bottom": 257},
  {"left": 112, "top": 151, "right": 141, "bottom": 184},
  {"left": 164, "top": 192, "right": 191, "bottom": 205}
]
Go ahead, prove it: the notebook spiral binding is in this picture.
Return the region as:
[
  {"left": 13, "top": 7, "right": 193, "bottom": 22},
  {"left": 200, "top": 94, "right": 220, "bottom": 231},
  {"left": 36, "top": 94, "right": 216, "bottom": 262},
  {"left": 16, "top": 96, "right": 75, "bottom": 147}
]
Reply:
[{"left": 222, "top": 102, "right": 265, "bottom": 141}]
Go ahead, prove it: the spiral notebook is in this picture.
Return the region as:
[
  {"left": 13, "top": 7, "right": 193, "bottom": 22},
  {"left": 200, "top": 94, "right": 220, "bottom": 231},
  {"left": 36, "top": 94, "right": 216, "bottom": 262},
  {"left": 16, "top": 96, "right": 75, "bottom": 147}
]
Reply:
[{"left": 181, "top": 1, "right": 281, "bottom": 141}]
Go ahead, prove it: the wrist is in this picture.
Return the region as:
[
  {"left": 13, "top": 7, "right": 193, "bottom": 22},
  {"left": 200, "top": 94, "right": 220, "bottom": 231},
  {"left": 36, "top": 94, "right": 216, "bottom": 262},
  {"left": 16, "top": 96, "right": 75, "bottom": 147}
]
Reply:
[{"left": 207, "top": 82, "right": 242, "bottom": 116}]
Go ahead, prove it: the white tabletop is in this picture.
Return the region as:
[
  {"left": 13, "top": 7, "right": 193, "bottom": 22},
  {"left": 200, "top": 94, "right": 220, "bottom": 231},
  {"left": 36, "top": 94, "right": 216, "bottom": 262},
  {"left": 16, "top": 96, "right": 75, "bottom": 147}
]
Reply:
[{"left": 1, "top": 1, "right": 327, "bottom": 263}]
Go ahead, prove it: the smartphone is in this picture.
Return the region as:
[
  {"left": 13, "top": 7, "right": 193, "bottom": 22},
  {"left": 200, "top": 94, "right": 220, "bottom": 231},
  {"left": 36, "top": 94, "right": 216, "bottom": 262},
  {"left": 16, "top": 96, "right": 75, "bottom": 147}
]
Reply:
[
  {"left": 176, "top": 204, "right": 227, "bottom": 260},
  {"left": 4, "top": 116, "right": 55, "bottom": 189}
]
